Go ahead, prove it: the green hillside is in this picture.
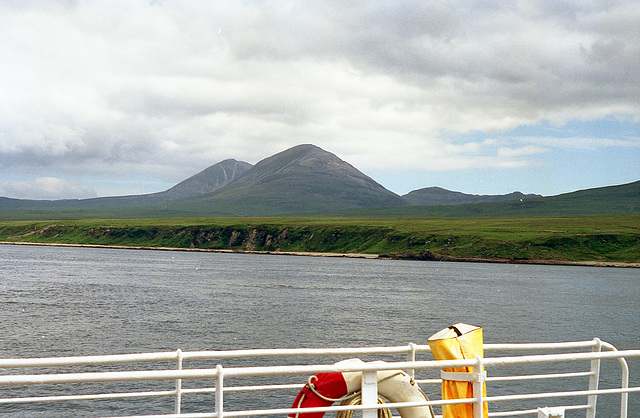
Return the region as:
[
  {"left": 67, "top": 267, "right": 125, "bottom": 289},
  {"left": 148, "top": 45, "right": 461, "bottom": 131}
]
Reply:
[
  {"left": 317, "top": 180, "right": 640, "bottom": 218},
  {"left": 1, "top": 179, "right": 639, "bottom": 220},
  {"left": 2, "top": 215, "right": 639, "bottom": 265}
]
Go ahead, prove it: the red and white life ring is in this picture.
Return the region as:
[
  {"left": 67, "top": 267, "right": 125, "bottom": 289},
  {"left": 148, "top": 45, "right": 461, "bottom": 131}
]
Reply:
[{"left": 289, "top": 358, "right": 434, "bottom": 418}]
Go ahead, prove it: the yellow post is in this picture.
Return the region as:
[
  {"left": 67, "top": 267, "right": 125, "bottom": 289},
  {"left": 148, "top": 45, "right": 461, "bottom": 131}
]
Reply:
[{"left": 428, "top": 323, "right": 488, "bottom": 418}]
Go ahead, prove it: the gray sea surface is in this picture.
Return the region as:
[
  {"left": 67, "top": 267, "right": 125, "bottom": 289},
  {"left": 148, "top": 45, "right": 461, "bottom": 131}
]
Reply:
[{"left": 1, "top": 244, "right": 639, "bottom": 417}]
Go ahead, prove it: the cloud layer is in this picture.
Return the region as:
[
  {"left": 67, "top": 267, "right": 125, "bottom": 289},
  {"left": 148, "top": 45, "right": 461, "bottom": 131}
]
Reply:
[
  {"left": 0, "top": 177, "right": 96, "bottom": 200},
  {"left": 1, "top": 0, "right": 638, "bottom": 198}
]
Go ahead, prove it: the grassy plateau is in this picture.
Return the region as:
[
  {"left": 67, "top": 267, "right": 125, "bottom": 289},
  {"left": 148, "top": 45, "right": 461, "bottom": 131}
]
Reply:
[{"left": 1, "top": 215, "right": 639, "bottom": 266}]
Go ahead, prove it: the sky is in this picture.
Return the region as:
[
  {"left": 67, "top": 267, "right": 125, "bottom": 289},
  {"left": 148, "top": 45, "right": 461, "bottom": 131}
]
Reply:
[{"left": 1, "top": 0, "right": 639, "bottom": 200}]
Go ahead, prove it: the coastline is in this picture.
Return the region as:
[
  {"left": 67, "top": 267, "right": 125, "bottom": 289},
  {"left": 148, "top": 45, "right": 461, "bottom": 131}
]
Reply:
[
  {"left": 2, "top": 240, "right": 638, "bottom": 268},
  {"left": 0, "top": 241, "right": 378, "bottom": 259}
]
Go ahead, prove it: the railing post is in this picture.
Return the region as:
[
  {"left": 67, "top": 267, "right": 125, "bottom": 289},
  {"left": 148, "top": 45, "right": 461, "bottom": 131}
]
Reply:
[
  {"left": 407, "top": 342, "right": 417, "bottom": 379},
  {"left": 216, "top": 364, "right": 224, "bottom": 418},
  {"left": 473, "top": 356, "right": 486, "bottom": 418},
  {"left": 174, "top": 349, "right": 184, "bottom": 414},
  {"left": 620, "top": 358, "right": 629, "bottom": 418},
  {"left": 601, "top": 340, "right": 630, "bottom": 418},
  {"left": 586, "top": 339, "right": 601, "bottom": 418},
  {"left": 361, "top": 370, "right": 378, "bottom": 418}
]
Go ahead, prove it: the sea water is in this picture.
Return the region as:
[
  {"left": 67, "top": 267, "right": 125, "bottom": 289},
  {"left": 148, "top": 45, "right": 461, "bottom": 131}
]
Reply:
[{"left": 1, "top": 244, "right": 638, "bottom": 417}]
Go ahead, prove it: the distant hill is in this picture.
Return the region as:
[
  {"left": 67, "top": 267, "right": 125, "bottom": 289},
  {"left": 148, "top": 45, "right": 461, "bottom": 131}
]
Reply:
[
  {"left": 0, "top": 158, "right": 251, "bottom": 219},
  {"left": 0, "top": 159, "right": 254, "bottom": 215},
  {"left": 403, "top": 187, "right": 541, "bottom": 206},
  {"left": 171, "top": 144, "right": 408, "bottom": 216},
  {"left": 316, "top": 180, "right": 640, "bottom": 218},
  {"left": 536, "top": 180, "right": 640, "bottom": 215}
]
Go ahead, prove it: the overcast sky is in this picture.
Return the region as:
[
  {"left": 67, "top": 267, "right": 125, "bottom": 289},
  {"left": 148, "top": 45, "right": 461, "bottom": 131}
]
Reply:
[{"left": 1, "top": 0, "right": 638, "bottom": 200}]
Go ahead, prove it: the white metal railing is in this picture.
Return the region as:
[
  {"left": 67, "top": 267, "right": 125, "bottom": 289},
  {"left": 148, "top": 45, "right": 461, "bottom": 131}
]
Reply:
[{"left": 0, "top": 339, "right": 638, "bottom": 417}]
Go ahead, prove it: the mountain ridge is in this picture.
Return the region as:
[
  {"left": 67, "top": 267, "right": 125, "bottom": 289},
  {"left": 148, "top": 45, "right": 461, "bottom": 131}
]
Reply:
[
  {"left": 172, "top": 144, "right": 409, "bottom": 215},
  {"left": 0, "top": 144, "right": 638, "bottom": 220},
  {"left": 403, "top": 187, "right": 541, "bottom": 206}
]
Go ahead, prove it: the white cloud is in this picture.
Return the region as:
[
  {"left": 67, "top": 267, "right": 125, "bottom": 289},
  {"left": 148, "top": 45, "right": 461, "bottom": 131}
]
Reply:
[
  {"left": 0, "top": 177, "right": 97, "bottom": 200},
  {"left": 518, "top": 136, "right": 640, "bottom": 150},
  {"left": 497, "top": 145, "right": 549, "bottom": 157},
  {"left": 0, "top": 0, "right": 638, "bottom": 198}
]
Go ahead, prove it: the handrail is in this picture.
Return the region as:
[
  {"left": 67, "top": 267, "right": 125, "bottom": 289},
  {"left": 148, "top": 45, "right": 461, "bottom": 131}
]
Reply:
[
  {"left": 0, "top": 340, "right": 604, "bottom": 368},
  {"left": 5, "top": 350, "right": 636, "bottom": 384},
  {"left": 0, "top": 341, "right": 637, "bottom": 417}
]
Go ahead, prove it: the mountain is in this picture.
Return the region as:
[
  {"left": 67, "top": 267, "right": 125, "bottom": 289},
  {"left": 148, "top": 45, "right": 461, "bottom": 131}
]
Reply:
[
  {"left": 0, "top": 144, "right": 638, "bottom": 220},
  {"left": 13, "top": 159, "right": 254, "bottom": 210},
  {"left": 403, "top": 187, "right": 541, "bottom": 206},
  {"left": 0, "top": 158, "right": 254, "bottom": 219},
  {"left": 155, "top": 159, "right": 252, "bottom": 200},
  {"left": 173, "top": 144, "right": 408, "bottom": 215}
]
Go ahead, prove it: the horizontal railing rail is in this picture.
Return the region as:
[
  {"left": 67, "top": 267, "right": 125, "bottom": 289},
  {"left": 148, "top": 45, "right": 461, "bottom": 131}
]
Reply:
[
  {"left": 0, "top": 340, "right": 637, "bottom": 417},
  {"left": 0, "top": 340, "right": 607, "bottom": 368}
]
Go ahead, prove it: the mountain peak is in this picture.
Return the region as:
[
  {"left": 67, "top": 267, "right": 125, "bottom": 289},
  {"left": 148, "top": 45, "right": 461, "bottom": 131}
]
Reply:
[
  {"left": 252, "top": 144, "right": 363, "bottom": 177},
  {"left": 159, "top": 158, "right": 252, "bottom": 200},
  {"left": 189, "top": 144, "right": 407, "bottom": 215}
]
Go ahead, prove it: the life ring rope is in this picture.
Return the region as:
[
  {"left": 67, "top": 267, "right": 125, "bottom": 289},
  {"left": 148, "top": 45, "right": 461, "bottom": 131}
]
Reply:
[
  {"left": 306, "top": 371, "right": 406, "bottom": 403},
  {"left": 305, "top": 375, "right": 358, "bottom": 403},
  {"left": 290, "top": 360, "right": 435, "bottom": 418},
  {"left": 338, "top": 395, "right": 392, "bottom": 418}
]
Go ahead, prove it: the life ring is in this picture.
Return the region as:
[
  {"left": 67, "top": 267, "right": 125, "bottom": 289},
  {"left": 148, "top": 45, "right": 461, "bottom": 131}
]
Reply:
[{"left": 289, "top": 358, "right": 434, "bottom": 418}]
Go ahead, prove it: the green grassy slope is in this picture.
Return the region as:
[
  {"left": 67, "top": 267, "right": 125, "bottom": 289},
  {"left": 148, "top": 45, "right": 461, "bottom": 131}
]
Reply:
[
  {"left": 2, "top": 215, "right": 639, "bottom": 264},
  {"left": 318, "top": 180, "right": 640, "bottom": 218},
  {"left": 1, "top": 180, "right": 638, "bottom": 220}
]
